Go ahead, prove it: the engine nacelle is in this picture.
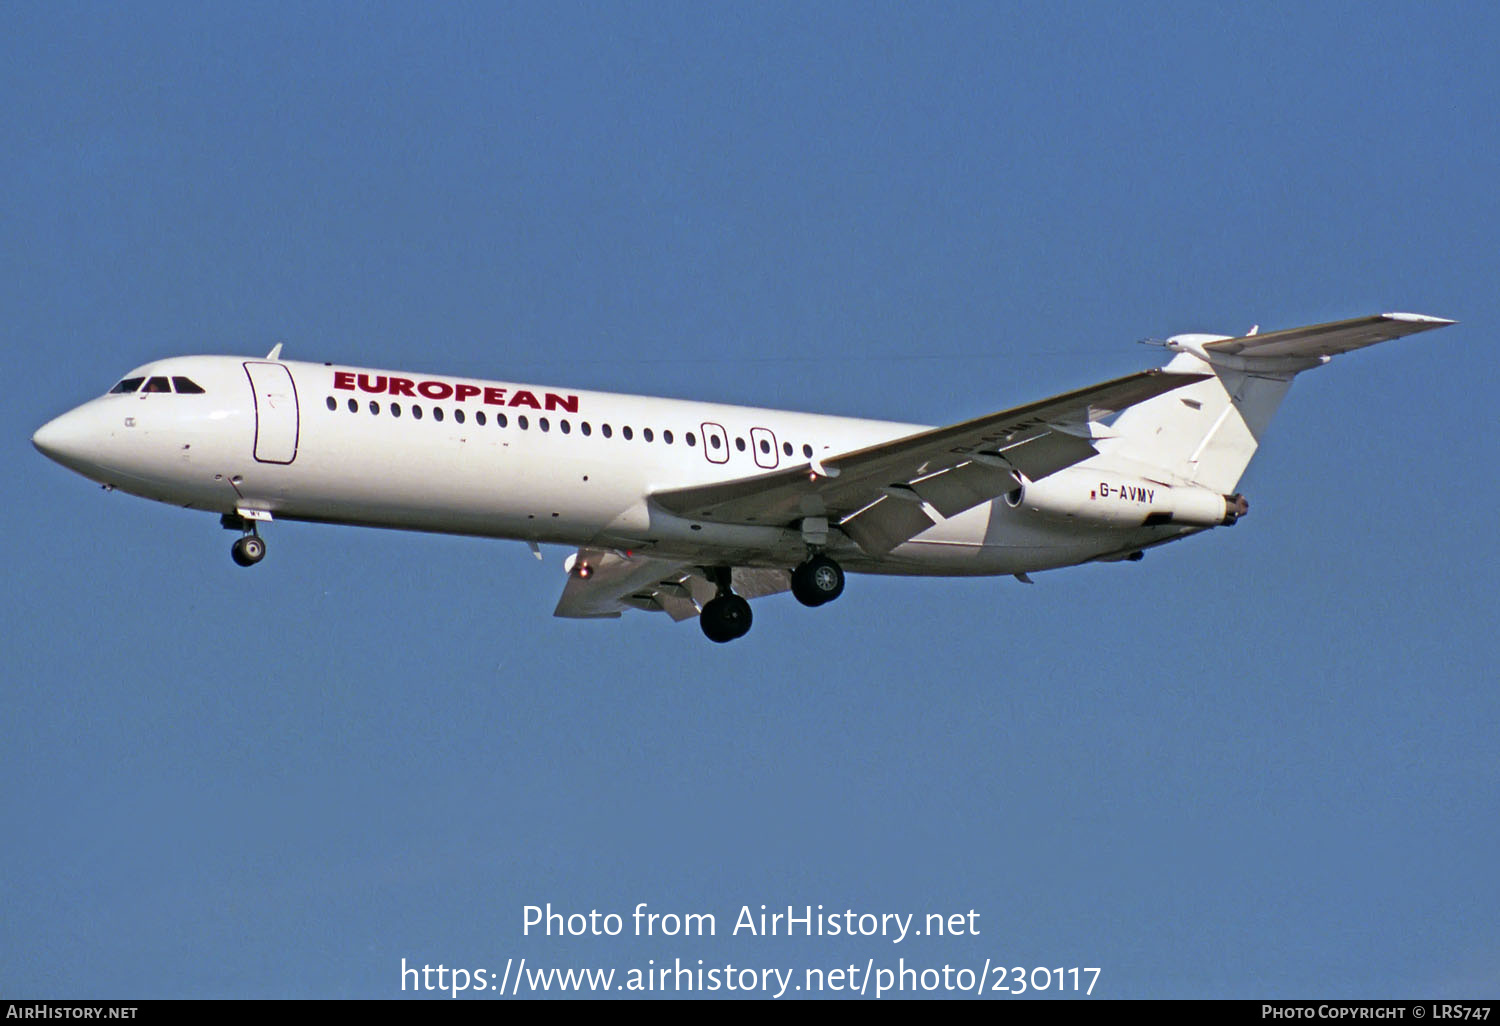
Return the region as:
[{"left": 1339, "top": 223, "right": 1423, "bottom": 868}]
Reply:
[{"left": 1007, "top": 467, "right": 1247, "bottom": 528}]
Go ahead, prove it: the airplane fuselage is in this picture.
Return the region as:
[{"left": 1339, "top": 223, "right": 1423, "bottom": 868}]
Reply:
[{"left": 33, "top": 354, "right": 1178, "bottom": 578}]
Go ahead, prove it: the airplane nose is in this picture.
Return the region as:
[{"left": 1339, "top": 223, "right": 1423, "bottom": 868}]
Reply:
[{"left": 33, "top": 406, "right": 99, "bottom": 470}]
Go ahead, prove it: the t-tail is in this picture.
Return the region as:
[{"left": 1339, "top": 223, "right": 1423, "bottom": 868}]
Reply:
[{"left": 1099, "top": 312, "right": 1455, "bottom": 498}]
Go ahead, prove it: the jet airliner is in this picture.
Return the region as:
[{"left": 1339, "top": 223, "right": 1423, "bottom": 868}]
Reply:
[{"left": 32, "top": 312, "right": 1452, "bottom": 642}]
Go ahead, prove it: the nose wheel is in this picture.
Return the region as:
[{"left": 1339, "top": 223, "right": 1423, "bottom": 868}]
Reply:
[
  {"left": 222, "top": 511, "right": 268, "bottom": 567},
  {"left": 791, "top": 554, "right": 844, "bottom": 607},
  {"left": 231, "top": 533, "right": 266, "bottom": 567}
]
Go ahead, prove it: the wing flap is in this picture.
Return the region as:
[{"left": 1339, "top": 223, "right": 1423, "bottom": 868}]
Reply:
[
  {"left": 841, "top": 496, "right": 938, "bottom": 555},
  {"left": 654, "top": 591, "right": 703, "bottom": 622},
  {"left": 995, "top": 427, "right": 1101, "bottom": 481},
  {"left": 553, "top": 549, "right": 791, "bottom": 622},
  {"left": 910, "top": 460, "right": 1019, "bottom": 518},
  {"left": 731, "top": 566, "right": 793, "bottom": 600},
  {"left": 1204, "top": 312, "right": 1455, "bottom": 359},
  {"left": 553, "top": 547, "right": 695, "bottom": 620}
]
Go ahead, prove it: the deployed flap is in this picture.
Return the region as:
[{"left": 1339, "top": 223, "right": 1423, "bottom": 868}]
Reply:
[
  {"left": 841, "top": 496, "right": 937, "bottom": 555},
  {"left": 732, "top": 567, "right": 793, "bottom": 601},
  {"left": 649, "top": 369, "right": 1209, "bottom": 549},
  {"left": 553, "top": 548, "right": 694, "bottom": 620},
  {"left": 552, "top": 549, "right": 790, "bottom": 622},
  {"left": 1203, "top": 312, "right": 1454, "bottom": 359}
]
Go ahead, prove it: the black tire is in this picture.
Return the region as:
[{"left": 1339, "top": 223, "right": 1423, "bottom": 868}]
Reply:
[
  {"left": 791, "top": 555, "right": 844, "bottom": 607},
  {"left": 231, "top": 535, "right": 266, "bottom": 567},
  {"left": 700, "top": 594, "right": 752, "bottom": 643}
]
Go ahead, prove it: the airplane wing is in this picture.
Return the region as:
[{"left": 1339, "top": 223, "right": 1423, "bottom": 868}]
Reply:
[
  {"left": 1202, "top": 311, "right": 1455, "bottom": 359},
  {"left": 553, "top": 547, "right": 790, "bottom": 621},
  {"left": 649, "top": 368, "right": 1209, "bottom": 554}
]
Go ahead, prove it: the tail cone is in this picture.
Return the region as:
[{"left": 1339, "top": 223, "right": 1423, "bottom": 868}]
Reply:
[{"left": 1224, "top": 493, "right": 1250, "bottom": 524}]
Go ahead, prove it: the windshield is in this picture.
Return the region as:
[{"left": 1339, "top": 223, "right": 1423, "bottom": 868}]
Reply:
[{"left": 107, "top": 375, "right": 207, "bottom": 395}]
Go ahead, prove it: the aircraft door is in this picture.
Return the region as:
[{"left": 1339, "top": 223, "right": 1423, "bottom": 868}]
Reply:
[
  {"left": 700, "top": 422, "right": 729, "bottom": 464},
  {"left": 244, "top": 362, "right": 300, "bottom": 464},
  {"left": 749, "top": 427, "right": 779, "bottom": 469}
]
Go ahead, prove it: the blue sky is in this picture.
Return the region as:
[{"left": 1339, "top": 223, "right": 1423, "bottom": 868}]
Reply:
[{"left": 3, "top": 1, "right": 1496, "bottom": 999}]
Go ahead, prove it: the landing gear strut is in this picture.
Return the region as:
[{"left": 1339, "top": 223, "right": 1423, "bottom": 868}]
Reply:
[
  {"left": 699, "top": 567, "right": 752, "bottom": 643},
  {"left": 223, "top": 514, "right": 267, "bottom": 567},
  {"left": 791, "top": 554, "right": 844, "bottom": 607}
]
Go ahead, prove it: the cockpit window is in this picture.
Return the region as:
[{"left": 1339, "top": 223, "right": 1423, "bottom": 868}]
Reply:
[{"left": 111, "top": 375, "right": 206, "bottom": 394}]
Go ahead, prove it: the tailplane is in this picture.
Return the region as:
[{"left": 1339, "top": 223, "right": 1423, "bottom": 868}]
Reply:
[{"left": 1103, "top": 312, "right": 1454, "bottom": 494}]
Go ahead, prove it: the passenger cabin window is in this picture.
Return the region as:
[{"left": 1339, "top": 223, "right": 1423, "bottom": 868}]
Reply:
[
  {"left": 171, "top": 377, "right": 206, "bottom": 394},
  {"left": 143, "top": 376, "right": 171, "bottom": 393},
  {"left": 109, "top": 377, "right": 145, "bottom": 394}
]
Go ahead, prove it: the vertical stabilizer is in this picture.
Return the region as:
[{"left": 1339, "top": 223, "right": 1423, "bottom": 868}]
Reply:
[
  {"left": 1103, "top": 313, "right": 1454, "bottom": 494},
  {"left": 1106, "top": 350, "right": 1293, "bottom": 493}
]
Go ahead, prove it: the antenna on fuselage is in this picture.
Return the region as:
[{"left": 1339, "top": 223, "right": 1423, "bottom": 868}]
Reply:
[{"left": 265, "top": 342, "right": 284, "bottom": 360}]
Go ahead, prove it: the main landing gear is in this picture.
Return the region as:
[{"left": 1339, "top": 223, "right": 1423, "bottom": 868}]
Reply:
[
  {"left": 222, "top": 514, "right": 267, "bottom": 567},
  {"left": 699, "top": 567, "right": 752, "bottom": 644},
  {"left": 698, "top": 555, "right": 848, "bottom": 643},
  {"left": 791, "top": 554, "right": 845, "bottom": 607}
]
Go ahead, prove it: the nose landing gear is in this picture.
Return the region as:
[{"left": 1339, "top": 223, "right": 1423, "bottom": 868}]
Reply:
[{"left": 221, "top": 513, "right": 267, "bottom": 567}]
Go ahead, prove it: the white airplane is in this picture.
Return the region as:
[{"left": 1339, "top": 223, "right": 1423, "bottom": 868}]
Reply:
[{"left": 33, "top": 312, "right": 1452, "bottom": 642}]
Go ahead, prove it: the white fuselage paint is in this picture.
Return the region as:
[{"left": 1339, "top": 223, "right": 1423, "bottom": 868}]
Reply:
[{"left": 33, "top": 355, "right": 1188, "bottom": 576}]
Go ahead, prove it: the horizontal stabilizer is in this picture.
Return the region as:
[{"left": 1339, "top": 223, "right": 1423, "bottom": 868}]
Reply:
[
  {"left": 1111, "top": 311, "right": 1456, "bottom": 493},
  {"left": 1203, "top": 312, "right": 1454, "bottom": 359}
]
